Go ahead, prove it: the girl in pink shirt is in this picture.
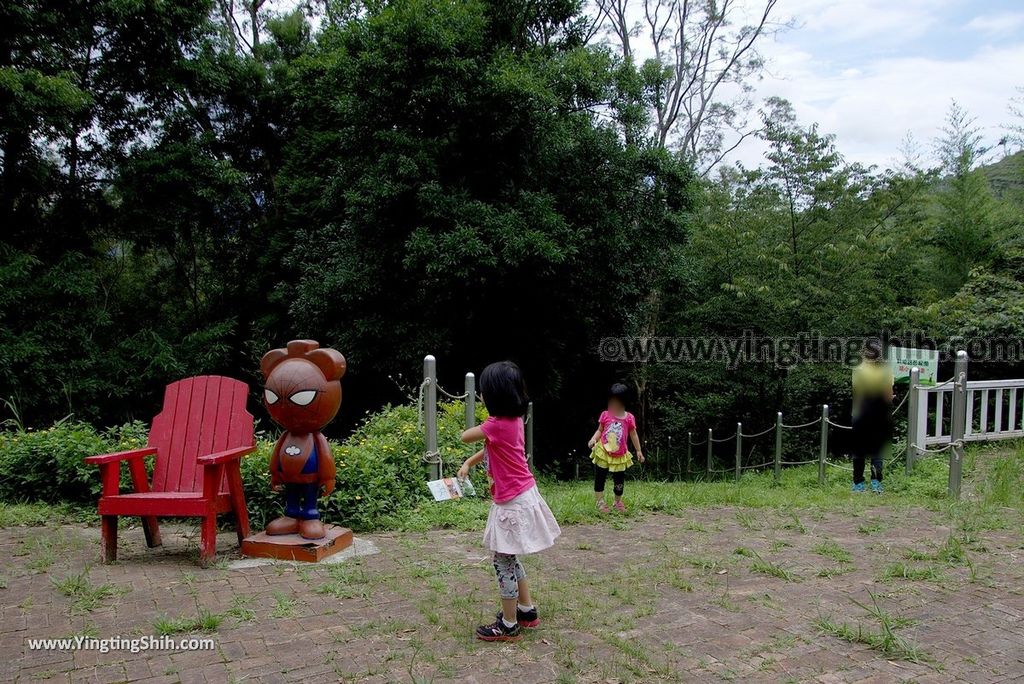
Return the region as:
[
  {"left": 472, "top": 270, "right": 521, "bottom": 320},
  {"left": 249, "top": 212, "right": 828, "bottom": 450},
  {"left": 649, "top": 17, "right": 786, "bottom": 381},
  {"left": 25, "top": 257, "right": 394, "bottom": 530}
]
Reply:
[
  {"left": 457, "top": 361, "right": 560, "bottom": 642},
  {"left": 588, "top": 383, "right": 645, "bottom": 512}
]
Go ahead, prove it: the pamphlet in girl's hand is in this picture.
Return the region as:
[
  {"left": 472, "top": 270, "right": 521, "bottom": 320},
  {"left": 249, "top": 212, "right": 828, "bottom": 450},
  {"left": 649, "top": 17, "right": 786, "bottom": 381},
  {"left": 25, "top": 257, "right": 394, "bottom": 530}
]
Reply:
[{"left": 427, "top": 477, "right": 477, "bottom": 501}]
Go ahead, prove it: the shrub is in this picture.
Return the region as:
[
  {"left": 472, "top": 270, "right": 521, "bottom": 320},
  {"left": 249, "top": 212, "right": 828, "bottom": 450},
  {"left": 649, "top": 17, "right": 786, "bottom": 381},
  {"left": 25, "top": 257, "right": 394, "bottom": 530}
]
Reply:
[
  {"left": 242, "top": 401, "right": 489, "bottom": 531},
  {"left": 0, "top": 421, "right": 148, "bottom": 503},
  {"left": 0, "top": 401, "right": 490, "bottom": 533}
]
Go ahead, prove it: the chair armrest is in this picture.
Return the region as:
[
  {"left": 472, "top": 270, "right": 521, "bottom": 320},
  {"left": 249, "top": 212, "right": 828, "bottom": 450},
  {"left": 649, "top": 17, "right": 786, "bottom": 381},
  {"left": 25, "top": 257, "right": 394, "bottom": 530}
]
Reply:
[
  {"left": 84, "top": 447, "right": 158, "bottom": 465},
  {"left": 197, "top": 445, "right": 255, "bottom": 466}
]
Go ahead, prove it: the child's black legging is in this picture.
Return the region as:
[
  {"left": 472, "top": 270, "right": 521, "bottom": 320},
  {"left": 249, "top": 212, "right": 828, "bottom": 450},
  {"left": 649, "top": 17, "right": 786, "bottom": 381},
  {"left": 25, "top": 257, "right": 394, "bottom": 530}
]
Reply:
[{"left": 594, "top": 465, "right": 625, "bottom": 496}]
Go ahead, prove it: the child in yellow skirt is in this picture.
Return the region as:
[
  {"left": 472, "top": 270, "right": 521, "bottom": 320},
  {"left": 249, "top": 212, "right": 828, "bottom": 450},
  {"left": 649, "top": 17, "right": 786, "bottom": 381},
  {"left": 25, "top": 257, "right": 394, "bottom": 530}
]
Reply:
[{"left": 587, "top": 383, "right": 644, "bottom": 512}]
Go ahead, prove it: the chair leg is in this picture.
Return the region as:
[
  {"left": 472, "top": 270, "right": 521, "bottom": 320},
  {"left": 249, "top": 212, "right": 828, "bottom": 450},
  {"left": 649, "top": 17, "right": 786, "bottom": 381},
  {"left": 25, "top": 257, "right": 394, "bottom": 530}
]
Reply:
[
  {"left": 226, "top": 462, "right": 250, "bottom": 543},
  {"left": 101, "top": 516, "right": 118, "bottom": 563},
  {"left": 127, "top": 459, "right": 161, "bottom": 547},
  {"left": 141, "top": 517, "right": 162, "bottom": 548},
  {"left": 199, "top": 514, "right": 217, "bottom": 567}
]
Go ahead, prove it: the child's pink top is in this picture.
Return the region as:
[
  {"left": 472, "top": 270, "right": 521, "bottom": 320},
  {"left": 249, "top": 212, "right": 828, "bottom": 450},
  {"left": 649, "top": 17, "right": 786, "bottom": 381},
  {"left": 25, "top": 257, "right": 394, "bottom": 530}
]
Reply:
[
  {"left": 481, "top": 416, "right": 535, "bottom": 504},
  {"left": 598, "top": 410, "right": 636, "bottom": 457}
]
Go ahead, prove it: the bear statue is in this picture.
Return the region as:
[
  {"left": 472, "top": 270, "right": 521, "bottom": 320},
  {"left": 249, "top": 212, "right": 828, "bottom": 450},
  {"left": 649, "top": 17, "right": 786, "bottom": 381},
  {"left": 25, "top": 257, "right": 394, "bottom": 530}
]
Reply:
[{"left": 260, "top": 339, "right": 346, "bottom": 539}]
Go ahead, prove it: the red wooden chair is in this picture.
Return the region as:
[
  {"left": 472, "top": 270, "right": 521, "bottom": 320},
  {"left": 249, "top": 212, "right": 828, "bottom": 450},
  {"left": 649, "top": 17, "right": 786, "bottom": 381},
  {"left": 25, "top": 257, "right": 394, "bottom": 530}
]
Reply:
[{"left": 85, "top": 376, "right": 256, "bottom": 565}]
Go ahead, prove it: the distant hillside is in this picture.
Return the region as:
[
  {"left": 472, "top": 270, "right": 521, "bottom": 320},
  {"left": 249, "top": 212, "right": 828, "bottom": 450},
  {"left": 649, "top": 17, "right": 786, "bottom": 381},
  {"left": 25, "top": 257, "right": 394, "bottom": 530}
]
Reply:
[{"left": 981, "top": 150, "right": 1024, "bottom": 198}]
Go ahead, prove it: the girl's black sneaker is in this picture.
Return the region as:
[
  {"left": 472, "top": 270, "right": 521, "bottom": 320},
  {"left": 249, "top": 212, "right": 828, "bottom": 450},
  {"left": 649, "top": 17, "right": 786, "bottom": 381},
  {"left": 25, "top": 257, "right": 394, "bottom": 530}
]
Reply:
[
  {"left": 497, "top": 607, "right": 540, "bottom": 628},
  {"left": 476, "top": 618, "right": 521, "bottom": 642}
]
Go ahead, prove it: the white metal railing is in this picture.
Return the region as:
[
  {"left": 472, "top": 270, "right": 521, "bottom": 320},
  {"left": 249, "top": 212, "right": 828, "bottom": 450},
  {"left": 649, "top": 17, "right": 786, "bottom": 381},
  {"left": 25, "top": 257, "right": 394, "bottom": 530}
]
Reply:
[{"left": 914, "top": 377, "right": 1024, "bottom": 447}]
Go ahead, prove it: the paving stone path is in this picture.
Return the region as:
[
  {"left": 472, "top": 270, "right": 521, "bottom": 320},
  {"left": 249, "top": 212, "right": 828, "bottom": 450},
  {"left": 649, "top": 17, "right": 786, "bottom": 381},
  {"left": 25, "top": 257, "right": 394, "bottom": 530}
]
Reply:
[{"left": 2, "top": 505, "right": 1022, "bottom": 683}]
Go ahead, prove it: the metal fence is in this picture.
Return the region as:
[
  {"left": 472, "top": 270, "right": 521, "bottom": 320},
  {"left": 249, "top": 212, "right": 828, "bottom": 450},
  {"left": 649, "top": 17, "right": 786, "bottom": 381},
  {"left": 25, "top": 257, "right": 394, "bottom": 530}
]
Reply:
[
  {"left": 418, "top": 349, "right": 1015, "bottom": 499},
  {"left": 681, "top": 351, "right": 986, "bottom": 499},
  {"left": 420, "top": 354, "right": 534, "bottom": 479},
  {"left": 683, "top": 404, "right": 850, "bottom": 484},
  {"left": 910, "top": 369, "right": 1024, "bottom": 448}
]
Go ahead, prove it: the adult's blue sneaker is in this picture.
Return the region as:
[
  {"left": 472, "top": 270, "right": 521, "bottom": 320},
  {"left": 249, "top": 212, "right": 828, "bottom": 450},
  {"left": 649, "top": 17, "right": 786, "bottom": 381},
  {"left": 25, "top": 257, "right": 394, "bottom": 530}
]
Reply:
[
  {"left": 852, "top": 482, "right": 866, "bottom": 493},
  {"left": 870, "top": 479, "right": 883, "bottom": 494}
]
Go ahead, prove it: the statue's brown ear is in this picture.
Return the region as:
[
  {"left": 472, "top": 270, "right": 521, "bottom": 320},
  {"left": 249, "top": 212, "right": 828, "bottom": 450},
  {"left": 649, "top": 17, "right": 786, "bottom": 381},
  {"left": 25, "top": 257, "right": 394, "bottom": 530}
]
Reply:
[
  {"left": 306, "top": 348, "right": 347, "bottom": 382},
  {"left": 260, "top": 348, "right": 288, "bottom": 379}
]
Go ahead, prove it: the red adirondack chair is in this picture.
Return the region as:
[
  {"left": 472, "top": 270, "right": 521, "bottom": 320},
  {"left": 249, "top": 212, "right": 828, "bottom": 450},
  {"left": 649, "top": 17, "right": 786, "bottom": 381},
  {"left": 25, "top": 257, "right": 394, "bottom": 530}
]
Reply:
[{"left": 85, "top": 376, "right": 256, "bottom": 565}]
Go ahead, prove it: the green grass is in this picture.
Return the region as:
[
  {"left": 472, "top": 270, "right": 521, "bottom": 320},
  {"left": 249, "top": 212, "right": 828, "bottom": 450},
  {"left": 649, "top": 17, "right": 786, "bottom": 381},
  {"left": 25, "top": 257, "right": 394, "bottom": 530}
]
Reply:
[
  {"left": 0, "top": 502, "right": 95, "bottom": 528},
  {"left": 316, "top": 563, "right": 375, "bottom": 599},
  {"left": 3, "top": 441, "right": 1017, "bottom": 541},
  {"left": 813, "top": 540, "right": 853, "bottom": 564},
  {"left": 225, "top": 594, "right": 256, "bottom": 622},
  {"left": 16, "top": 530, "right": 87, "bottom": 573},
  {"left": 270, "top": 591, "right": 298, "bottom": 618},
  {"left": 748, "top": 552, "right": 799, "bottom": 582},
  {"left": 379, "top": 456, "right": 958, "bottom": 532},
  {"left": 856, "top": 520, "right": 886, "bottom": 535},
  {"left": 975, "top": 442, "right": 1024, "bottom": 508},
  {"left": 815, "top": 565, "right": 854, "bottom": 578},
  {"left": 50, "top": 567, "right": 122, "bottom": 614},
  {"left": 879, "top": 562, "right": 943, "bottom": 582},
  {"left": 815, "top": 591, "right": 930, "bottom": 663},
  {"left": 154, "top": 608, "right": 224, "bottom": 635}
]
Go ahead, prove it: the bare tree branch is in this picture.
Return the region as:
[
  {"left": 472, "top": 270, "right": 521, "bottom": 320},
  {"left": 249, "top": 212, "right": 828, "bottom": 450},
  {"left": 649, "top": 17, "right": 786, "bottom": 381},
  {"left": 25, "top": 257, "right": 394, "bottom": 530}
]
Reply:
[{"left": 589, "top": 0, "right": 787, "bottom": 173}]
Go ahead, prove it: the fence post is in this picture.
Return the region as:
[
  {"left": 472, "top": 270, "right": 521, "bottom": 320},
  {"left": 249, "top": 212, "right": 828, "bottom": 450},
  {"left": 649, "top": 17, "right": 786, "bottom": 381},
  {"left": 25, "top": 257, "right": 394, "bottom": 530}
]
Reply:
[
  {"left": 774, "top": 412, "right": 783, "bottom": 482},
  {"left": 526, "top": 401, "right": 535, "bottom": 471},
  {"left": 819, "top": 404, "right": 828, "bottom": 485},
  {"left": 949, "top": 351, "right": 968, "bottom": 499},
  {"left": 667, "top": 435, "right": 675, "bottom": 480},
  {"left": 686, "top": 432, "right": 692, "bottom": 479},
  {"left": 464, "top": 372, "right": 475, "bottom": 430},
  {"left": 734, "top": 423, "right": 742, "bottom": 482},
  {"left": 424, "top": 355, "right": 439, "bottom": 480},
  {"left": 915, "top": 369, "right": 929, "bottom": 461},
  {"left": 906, "top": 367, "right": 920, "bottom": 475},
  {"left": 706, "top": 428, "right": 713, "bottom": 475}
]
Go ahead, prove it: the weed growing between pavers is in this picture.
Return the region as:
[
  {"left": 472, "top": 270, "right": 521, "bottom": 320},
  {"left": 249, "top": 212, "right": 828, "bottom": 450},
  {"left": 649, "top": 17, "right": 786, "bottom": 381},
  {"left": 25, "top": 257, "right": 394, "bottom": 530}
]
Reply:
[
  {"left": 50, "top": 566, "right": 124, "bottom": 614},
  {"left": 270, "top": 590, "right": 298, "bottom": 618},
  {"left": 14, "top": 528, "right": 87, "bottom": 574},
  {"left": 225, "top": 594, "right": 256, "bottom": 622},
  {"left": 815, "top": 591, "right": 933, "bottom": 664},
  {"left": 879, "top": 562, "right": 944, "bottom": 582},
  {"left": 154, "top": 608, "right": 224, "bottom": 635},
  {"left": 812, "top": 539, "right": 853, "bottom": 564},
  {"left": 748, "top": 552, "right": 800, "bottom": 582}
]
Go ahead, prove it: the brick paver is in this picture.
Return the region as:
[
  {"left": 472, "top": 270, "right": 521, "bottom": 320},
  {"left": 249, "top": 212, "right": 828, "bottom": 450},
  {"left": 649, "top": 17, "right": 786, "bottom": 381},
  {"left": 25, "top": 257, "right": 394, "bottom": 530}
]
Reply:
[{"left": 1, "top": 505, "right": 1022, "bottom": 682}]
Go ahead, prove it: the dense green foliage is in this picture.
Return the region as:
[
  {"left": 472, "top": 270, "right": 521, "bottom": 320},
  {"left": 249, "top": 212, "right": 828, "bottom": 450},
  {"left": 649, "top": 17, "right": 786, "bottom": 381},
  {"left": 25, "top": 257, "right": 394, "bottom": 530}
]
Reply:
[
  {"left": 4, "top": 404, "right": 1020, "bottom": 537},
  {"left": 0, "top": 401, "right": 487, "bottom": 532},
  {"left": 1, "top": 0, "right": 1021, "bottom": 476},
  {"left": 242, "top": 401, "right": 490, "bottom": 530},
  {"left": 0, "top": 0, "right": 692, "bottom": 459},
  {"left": 0, "top": 421, "right": 148, "bottom": 504}
]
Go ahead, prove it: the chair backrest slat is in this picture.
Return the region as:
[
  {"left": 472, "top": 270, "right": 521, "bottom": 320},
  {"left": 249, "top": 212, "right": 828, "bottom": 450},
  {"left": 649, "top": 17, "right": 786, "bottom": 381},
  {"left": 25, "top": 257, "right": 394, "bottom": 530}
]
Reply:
[{"left": 148, "top": 376, "right": 254, "bottom": 494}]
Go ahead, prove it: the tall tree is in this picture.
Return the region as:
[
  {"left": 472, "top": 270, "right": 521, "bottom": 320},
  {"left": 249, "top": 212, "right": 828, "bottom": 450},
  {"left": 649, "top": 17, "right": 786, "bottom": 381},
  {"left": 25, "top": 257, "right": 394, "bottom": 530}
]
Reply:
[
  {"left": 591, "top": 0, "right": 784, "bottom": 172},
  {"left": 278, "top": 0, "right": 693, "bottom": 448},
  {"left": 928, "top": 101, "right": 1001, "bottom": 294},
  {"left": 641, "top": 99, "right": 926, "bottom": 448}
]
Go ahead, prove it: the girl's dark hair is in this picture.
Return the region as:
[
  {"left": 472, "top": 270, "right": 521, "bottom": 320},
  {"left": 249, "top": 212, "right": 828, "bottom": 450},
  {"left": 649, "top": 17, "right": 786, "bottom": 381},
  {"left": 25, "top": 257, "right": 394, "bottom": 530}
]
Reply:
[
  {"left": 609, "top": 383, "right": 630, "bottom": 405},
  {"left": 479, "top": 361, "right": 530, "bottom": 417}
]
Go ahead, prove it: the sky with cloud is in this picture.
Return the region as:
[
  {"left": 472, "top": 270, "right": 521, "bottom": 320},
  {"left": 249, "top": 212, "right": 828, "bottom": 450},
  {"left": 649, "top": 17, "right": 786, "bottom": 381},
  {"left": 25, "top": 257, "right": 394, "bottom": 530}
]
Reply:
[{"left": 730, "top": 0, "right": 1024, "bottom": 169}]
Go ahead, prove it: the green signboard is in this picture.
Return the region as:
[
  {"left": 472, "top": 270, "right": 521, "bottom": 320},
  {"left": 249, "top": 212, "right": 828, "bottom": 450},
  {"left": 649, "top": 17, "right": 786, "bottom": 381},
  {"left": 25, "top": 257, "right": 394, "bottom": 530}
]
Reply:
[{"left": 889, "top": 346, "right": 938, "bottom": 386}]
